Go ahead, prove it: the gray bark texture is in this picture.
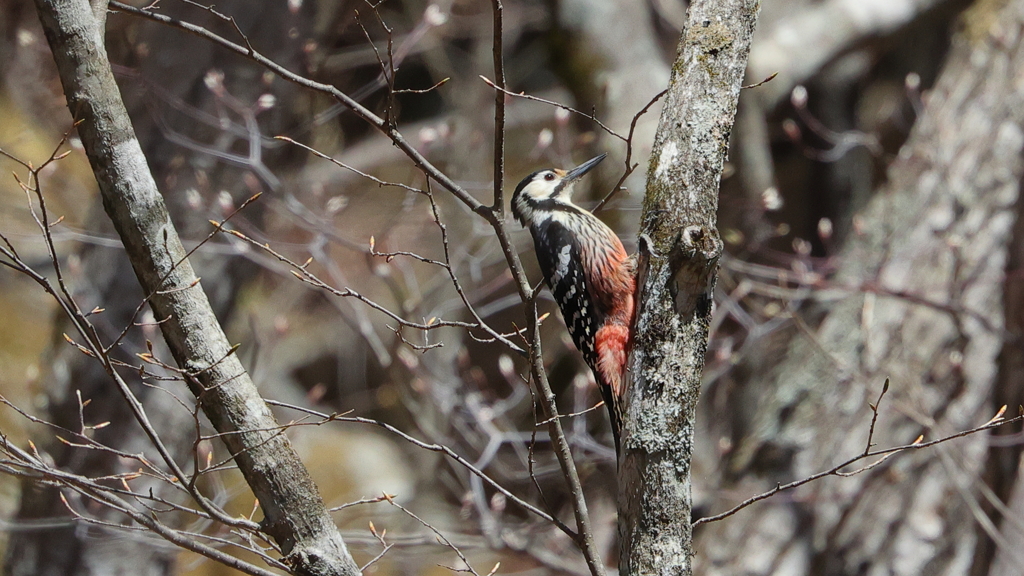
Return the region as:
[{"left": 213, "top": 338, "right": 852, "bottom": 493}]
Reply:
[
  {"left": 30, "top": 0, "right": 359, "bottom": 574},
  {"left": 619, "top": 0, "right": 759, "bottom": 574},
  {"left": 695, "top": 0, "right": 1024, "bottom": 574}
]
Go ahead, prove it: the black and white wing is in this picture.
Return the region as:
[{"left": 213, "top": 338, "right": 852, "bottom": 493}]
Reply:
[{"left": 531, "top": 219, "right": 604, "bottom": 372}]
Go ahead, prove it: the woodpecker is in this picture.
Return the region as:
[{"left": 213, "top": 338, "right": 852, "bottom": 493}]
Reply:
[{"left": 511, "top": 154, "right": 636, "bottom": 453}]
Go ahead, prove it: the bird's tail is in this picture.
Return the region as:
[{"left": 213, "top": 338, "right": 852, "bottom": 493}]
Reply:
[
  {"left": 594, "top": 324, "right": 630, "bottom": 457},
  {"left": 597, "top": 379, "right": 622, "bottom": 456}
]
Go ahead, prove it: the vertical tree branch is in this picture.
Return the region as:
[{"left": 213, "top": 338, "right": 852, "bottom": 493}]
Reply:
[
  {"left": 31, "top": 0, "right": 359, "bottom": 574},
  {"left": 620, "top": 0, "right": 759, "bottom": 574},
  {"left": 489, "top": 0, "right": 506, "bottom": 213},
  {"left": 525, "top": 299, "right": 607, "bottom": 576},
  {"left": 484, "top": 211, "right": 608, "bottom": 576}
]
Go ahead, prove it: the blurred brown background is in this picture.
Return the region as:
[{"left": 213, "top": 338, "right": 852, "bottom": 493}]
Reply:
[{"left": 0, "top": 0, "right": 1022, "bottom": 574}]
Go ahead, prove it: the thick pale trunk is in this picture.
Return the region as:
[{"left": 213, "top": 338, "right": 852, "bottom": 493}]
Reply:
[
  {"left": 27, "top": 0, "right": 360, "bottom": 573},
  {"left": 620, "top": 1, "right": 760, "bottom": 573}
]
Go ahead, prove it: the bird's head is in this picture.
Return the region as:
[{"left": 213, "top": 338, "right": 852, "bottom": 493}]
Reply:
[{"left": 511, "top": 154, "right": 606, "bottom": 226}]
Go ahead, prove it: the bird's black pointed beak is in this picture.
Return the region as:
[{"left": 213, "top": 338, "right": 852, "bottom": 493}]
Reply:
[{"left": 564, "top": 153, "right": 607, "bottom": 182}]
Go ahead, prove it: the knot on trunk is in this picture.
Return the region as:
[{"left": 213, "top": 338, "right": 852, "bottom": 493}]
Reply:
[{"left": 668, "top": 225, "right": 722, "bottom": 319}]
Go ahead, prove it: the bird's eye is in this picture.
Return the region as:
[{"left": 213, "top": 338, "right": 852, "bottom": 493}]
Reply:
[{"left": 544, "top": 173, "right": 555, "bottom": 181}]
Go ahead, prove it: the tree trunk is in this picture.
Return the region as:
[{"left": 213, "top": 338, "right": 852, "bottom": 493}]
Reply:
[
  {"left": 695, "top": 0, "right": 1024, "bottom": 573},
  {"left": 619, "top": 0, "right": 760, "bottom": 573},
  {"left": 26, "top": 0, "right": 360, "bottom": 573}
]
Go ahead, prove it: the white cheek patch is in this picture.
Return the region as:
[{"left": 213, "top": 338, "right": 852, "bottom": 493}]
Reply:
[{"left": 526, "top": 179, "right": 558, "bottom": 200}]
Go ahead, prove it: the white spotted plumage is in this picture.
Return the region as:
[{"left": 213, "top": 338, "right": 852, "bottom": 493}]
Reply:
[{"left": 510, "top": 154, "right": 636, "bottom": 454}]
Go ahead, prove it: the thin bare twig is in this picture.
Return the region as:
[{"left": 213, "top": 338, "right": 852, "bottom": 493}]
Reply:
[
  {"left": 263, "top": 399, "right": 576, "bottom": 538},
  {"left": 593, "top": 89, "right": 667, "bottom": 212},
  {"left": 359, "top": 520, "right": 394, "bottom": 571},
  {"left": 0, "top": 436, "right": 278, "bottom": 576},
  {"left": 488, "top": 0, "right": 507, "bottom": 214},
  {"left": 864, "top": 378, "right": 889, "bottom": 456},
  {"left": 693, "top": 409, "right": 1024, "bottom": 528},
  {"left": 536, "top": 401, "right": 606, "bottom": 427},
  {"left": 0, "top": 147, "right": 259, "bottom": 534},
  {"left": 479, "top": 76, "right": 626, "bottom": 142},
  {"left": 383, "top": 494, "right": 480, "bottom": 576},
  {"left": 742, "top": 71, "right": 779, "bottom": 90},
  {"left": 109, "top": 1, "right": 489, "bottom": 217}
]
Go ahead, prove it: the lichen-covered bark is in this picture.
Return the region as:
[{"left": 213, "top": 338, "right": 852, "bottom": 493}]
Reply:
[
  {"left": 619, "top": 0, "right": 759, "bottom": 574},
  {"left": 695, "top": 1, "right": 1024, "bottom": 574},
  {"left": 31, "top": 0, "right": 359, "bottom": 574}
]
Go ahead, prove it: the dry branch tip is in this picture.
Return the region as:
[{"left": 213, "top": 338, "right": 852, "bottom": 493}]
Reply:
[
  {"left": 986, "top": 405, "right": 1007, "bottom": 425},
  {"left": 742, "top": 71, "right": 779, "bottom": 89}
]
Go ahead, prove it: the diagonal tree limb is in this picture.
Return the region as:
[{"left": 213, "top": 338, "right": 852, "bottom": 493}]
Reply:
[{"left": 31, "top": 0, "right": 359, "bottom": 574}]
